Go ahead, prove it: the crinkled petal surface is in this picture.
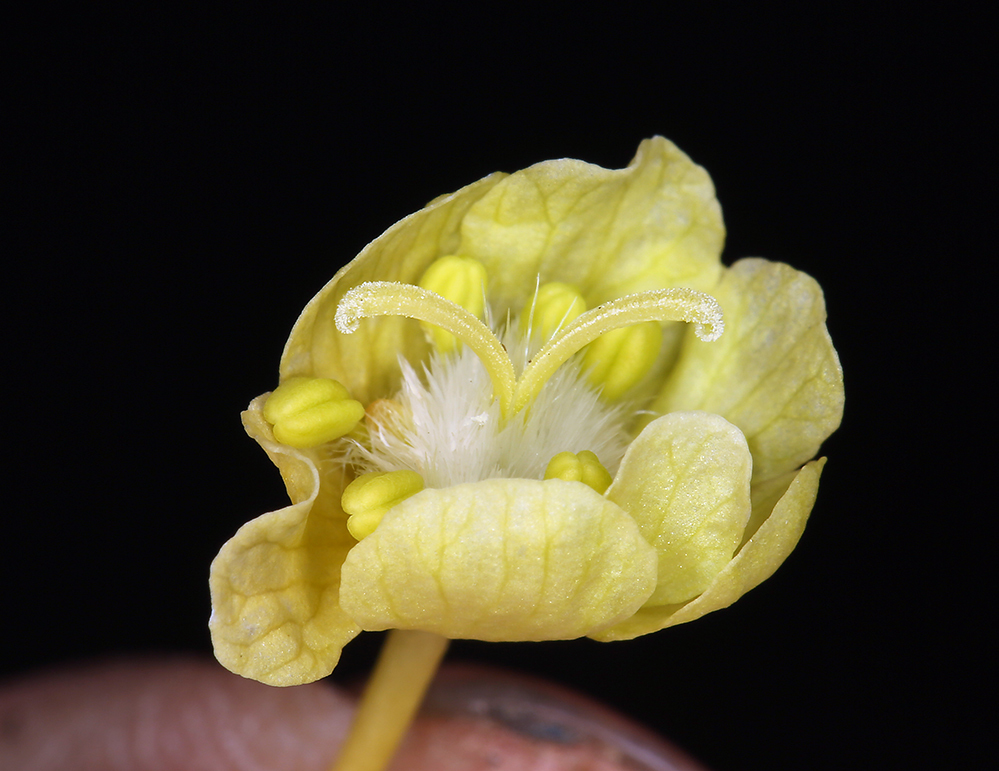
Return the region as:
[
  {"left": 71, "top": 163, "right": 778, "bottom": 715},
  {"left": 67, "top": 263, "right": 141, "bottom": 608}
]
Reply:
[
  {"left": 606, "top": 412, "right": 753, "bottom": 607},
  {"left": 209, "top": 397, "right": 360, "bottom": 686},
  {"left": 592, "top": 457, "right": 824, "bottom": 641},
  {"left": 653, "top": 258, "right": 843, "bottom": 482},
  {"left": 339, "top": 479, "right": 658, "bottom": 641},
  {"left": 459, "top": 136, "right": 725, "bottom": 312}
]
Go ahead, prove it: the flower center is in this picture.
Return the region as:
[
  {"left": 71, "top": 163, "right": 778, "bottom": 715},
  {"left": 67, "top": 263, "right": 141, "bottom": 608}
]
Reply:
[
  {"left": 344, "top": 328, "right": 630, "bottom": 488},
  {"left": 334, "top": 280, "right": 723, "bottom": 419},
  {"left": 332, "top": 274, "right": 723, "bottom": 491}
]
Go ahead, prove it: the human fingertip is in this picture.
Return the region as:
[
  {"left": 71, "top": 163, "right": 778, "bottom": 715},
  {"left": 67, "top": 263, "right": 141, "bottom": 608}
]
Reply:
[{"left": 0, "top": 656, "right": 353, "bottom": 771}]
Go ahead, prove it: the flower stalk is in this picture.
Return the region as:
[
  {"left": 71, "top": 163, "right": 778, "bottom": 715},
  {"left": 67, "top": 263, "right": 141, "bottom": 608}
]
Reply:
[{"left": 331, "top": 630, "right": 450, "bottom": 771}]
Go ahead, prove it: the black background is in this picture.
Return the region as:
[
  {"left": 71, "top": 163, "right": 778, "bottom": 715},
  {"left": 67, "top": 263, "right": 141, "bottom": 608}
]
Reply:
[{"left": 8, "top": 6, "right": 986, "bottom": 770}]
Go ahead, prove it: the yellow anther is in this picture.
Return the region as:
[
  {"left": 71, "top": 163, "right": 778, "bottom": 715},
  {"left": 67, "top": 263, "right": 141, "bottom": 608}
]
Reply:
[
  {"left": 544, "top": 450, "right": 613, "bottom": 494},
  {"left": 417, "top": 255, "right": 488, "bottom": 352},
  {"left": 342, "top": 470, "right": 425, "bottom": 540},
  {"left": 582, "top": 321, "right": 663, "bottom": 401},
  {"left": 262, "top": 376, "right": 365, "bottom": 448},
  {"left": 523, "top": 282, "right": 587, "bottom": 340},
  {"left": 511, "top": 287, "right": 722, "bottom": 415}
]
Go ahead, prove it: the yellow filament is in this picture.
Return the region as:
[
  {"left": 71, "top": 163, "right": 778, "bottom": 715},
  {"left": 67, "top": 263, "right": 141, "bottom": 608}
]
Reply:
[
  {"left": 512, "top": 287, "right": 723, "bottom": 414},
  {"left": 336, "top": 281, "right": 516, "bottom": 415}
]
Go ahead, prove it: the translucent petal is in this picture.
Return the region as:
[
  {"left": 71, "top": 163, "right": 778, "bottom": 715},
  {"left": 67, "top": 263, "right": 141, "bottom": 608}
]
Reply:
[
  {"left": 592, "top": 458, "right": 824, "bottom": 641},
  {"left": 654, "top": 259, "right": 844, "bottom": 482},
  {"left": 606, "top": 412, "right": 752, "bottom": 606},
  {"left": 458, "top": 136, "right": 725, "bottom": 313},
  {"left": 339, "top": 479, "right": 658, "bottom": 641},
  {"left": 208, "top": 396, "right": 360, "bottom": 685}
]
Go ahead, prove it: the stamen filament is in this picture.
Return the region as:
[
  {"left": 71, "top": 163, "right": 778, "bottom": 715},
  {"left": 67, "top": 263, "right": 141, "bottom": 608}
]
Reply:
[
  {"left": 512, "top": 287, "right": 724, "bottom": 414},
  {"left": 336, "top": 282, "right": 516, "bottom": 415}
]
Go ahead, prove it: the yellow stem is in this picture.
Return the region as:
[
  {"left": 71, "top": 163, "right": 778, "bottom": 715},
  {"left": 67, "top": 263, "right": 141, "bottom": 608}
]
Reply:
[{"left": 330, "top": 630, "right": 450, "bottom": 771}]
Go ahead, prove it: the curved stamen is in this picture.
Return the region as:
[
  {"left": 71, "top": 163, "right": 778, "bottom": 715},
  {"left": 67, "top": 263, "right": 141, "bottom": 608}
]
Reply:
[
  {"left": 512, "top": 287, "right": 724, "bottom": 415},
  {"left": 336, "top": 281, "right": 516, "bottom": 416}
]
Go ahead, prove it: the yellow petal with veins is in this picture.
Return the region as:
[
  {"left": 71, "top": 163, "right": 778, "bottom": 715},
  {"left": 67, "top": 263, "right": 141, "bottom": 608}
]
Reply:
[
  {"left": 592, "top": 457, "right": 824, "bottom": 641},
  {"left": 606, "top": 412, "right": 752, "bottom": 606},
  {"left": 653, "top": 258, "right": 843, "bottom": 483},
  {"left": 208, "top": 395, "right": 360, "bottom": 686},
  {"left": 339, "top": 479, "right": 658, "bottom": 641},
  {"left": 459, "top": 136, "right": 724, "bottom": 313}
]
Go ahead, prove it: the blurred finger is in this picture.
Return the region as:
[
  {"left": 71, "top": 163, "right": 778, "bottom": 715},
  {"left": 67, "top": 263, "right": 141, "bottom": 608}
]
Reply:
[
  {"left": 0, "top": 657, "right": 708, "bottom": 771},
  {"left": 0, "top": 657, "right": 353, "bottom": 771}
]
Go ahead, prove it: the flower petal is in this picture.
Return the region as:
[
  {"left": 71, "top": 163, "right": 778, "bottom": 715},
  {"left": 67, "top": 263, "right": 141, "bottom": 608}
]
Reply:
[
  {"left": 653, "top": 258, "right": 844, "bottom": 482},
  {"left": 280, "top": 172, "right": 508, "bottom": 403},
  {"left": 339, "top": 479, "right": 658, "bottom": 641},
  {"left": 208, "top": 396, "right": 360, "bottom": 686},
  {"left": 458, "top": 136, "right": 724, "bottom": 312},
  {"left": 592, "top": 458, "right": 824, "bottom": 641},
  {"left": 606, "top": 412, "right": 752, "bottom": 606}
]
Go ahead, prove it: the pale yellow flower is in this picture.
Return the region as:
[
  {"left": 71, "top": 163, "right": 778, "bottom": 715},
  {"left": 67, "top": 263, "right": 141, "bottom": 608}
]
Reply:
[{"left": 209, "top": 137, "right": 843, "bottom": 686}]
